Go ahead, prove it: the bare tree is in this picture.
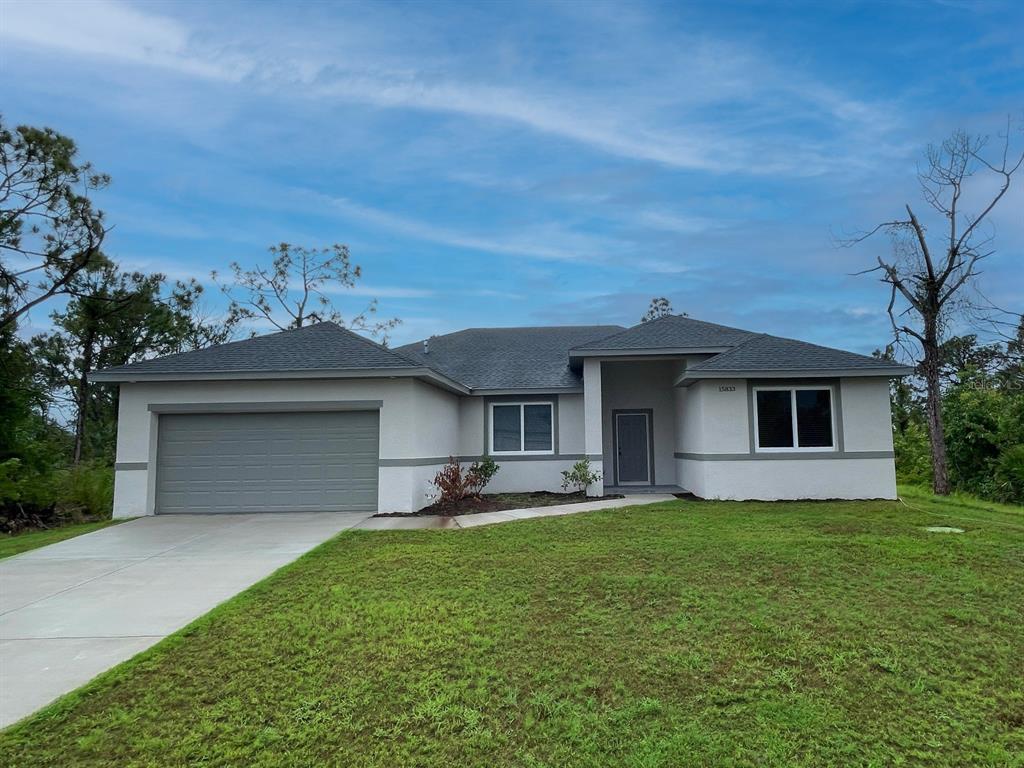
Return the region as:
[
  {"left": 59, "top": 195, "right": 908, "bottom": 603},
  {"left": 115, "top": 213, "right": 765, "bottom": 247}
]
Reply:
[
  {"left": 843, "top": 121, "right": 1023, "bottom": 495},
  {"left": 1, "top": 119, "right": 110, "bottom": 329},
  {"left": 212, "top": 242, "right": 400, "bottom": 342}
]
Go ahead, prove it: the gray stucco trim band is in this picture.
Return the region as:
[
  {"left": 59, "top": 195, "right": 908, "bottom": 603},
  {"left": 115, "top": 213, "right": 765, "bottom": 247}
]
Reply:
[
  {"left": 380, "top": 453, "right": 592, "bottom": 467},
  {"left": 147, "top": 400, "right": 384, "bottom": 414},
  {"left": 114, "top": 462, "right": 148, "bottom": 471},
  {"left": 674, "top": 451, "right": 894, "bottom": 461}
]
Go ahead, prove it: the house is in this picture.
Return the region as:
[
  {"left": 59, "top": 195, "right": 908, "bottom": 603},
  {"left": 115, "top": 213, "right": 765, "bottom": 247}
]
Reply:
[{"left": 90, "top": 315, "right": 912, "bottom": 516}]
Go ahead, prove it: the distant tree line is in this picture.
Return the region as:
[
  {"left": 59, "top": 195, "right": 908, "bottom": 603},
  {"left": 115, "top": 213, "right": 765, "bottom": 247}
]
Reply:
[{"left": 881, "top": 327, "right": 1024, "bottom": 503}]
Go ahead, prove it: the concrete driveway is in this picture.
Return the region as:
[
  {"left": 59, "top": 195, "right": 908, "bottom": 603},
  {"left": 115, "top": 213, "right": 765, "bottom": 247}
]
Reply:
[{"left": 0, "top": 512, "right": 368, "bottom": 728}]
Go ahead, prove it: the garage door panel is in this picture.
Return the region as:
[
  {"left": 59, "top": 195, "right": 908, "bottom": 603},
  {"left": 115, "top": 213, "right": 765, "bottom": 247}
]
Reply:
[{"left": 156, "top": 411, "right": 379, "bottom": 514}]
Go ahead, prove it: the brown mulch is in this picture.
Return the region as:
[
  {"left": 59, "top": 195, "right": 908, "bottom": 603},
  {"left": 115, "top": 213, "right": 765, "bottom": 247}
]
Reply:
[{"left": 375, "top": 491, "right": 625, "bottom": 517}]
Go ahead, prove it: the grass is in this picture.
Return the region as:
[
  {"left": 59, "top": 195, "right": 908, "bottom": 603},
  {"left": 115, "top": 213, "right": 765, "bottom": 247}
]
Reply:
[
  {"left": 0, "top": 519, "right": 121, "bottom": 560},
  {"left": 1, "top": 492, "right": 1022, "bottom": 766}
]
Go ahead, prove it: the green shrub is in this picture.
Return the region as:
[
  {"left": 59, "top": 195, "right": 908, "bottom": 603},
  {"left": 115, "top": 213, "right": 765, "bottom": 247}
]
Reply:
[
  {"left": 430, "top": 457, "right": 500, "bottom": 507},
  {"left": 0, "top": 458, "right": 61, "bottom": 533},
  {"left": 0, "top": 460, "right": 113, "bottom": 533},
  {"left": 465, "top": 457, "right": 499, "bottom": 498},
  {"left": 893, "top": 422, "right": 932, "bottom": 487},
  {"left": 560, "top": 458, "right": 602, "bottom": 494},
  {"left": 56, "top": 462, "right": 114, "bottom": 519},
  {"left": 992, "top": 445, "right": 1024, "bottom": 504}
]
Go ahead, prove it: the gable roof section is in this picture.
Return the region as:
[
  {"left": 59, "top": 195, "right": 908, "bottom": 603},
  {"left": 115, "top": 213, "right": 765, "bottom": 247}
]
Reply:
[
  {"left": 89, "top": 322, "right": 446, "bottom": 382},
  {"left": 682, "top": 333, "right": 913, "bottom": 379},
  {"left": 570, "top": 314, "right": 756, "bottom": 354},
  {"left": 397, "top": 325, "right": 624, "bottom": 390}
]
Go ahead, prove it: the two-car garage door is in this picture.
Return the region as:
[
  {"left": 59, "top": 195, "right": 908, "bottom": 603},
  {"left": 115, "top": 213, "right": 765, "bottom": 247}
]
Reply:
[{"left": 155, "top": 411, "right": 379, "bottom": 514}]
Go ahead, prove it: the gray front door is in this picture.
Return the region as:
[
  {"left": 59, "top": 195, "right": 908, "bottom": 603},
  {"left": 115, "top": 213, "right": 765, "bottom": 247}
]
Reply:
[
  {"left": 615, "top": 412, "right": 651, "bottom": 484},
  {"left": 155, "top": 411, "right": 379, "bottom": 514}
]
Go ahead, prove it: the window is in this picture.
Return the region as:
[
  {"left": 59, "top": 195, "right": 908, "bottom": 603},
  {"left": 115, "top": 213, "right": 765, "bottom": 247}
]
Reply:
[
  {"left": 754, "top": 387, "right": 834, "bottom": 451},
  {"left": 490, "top": 402, "right": 553, "bottom": 454}
]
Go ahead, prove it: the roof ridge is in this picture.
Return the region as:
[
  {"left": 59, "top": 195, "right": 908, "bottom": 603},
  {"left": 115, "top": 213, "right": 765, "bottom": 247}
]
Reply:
[
  {"left": 95, "top": 321, "right": 322, "bottom": 373},
  {"left": 324, "top": 322, "right": 423, "bottom": 366},
  {"left": 396, "top": 324, "right": 625, "bottom": 350},
  {"left": 569, "top": 314, "right": 756, "bottom": 351},
  {"left": 687, "top": 331, "right": 909, "bottom": 374}
]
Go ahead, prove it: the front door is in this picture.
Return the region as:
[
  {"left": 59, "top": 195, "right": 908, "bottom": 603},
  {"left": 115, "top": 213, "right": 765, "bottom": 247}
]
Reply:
[{"left": 615, "top": 412, "right": 651, "bottom": 485}]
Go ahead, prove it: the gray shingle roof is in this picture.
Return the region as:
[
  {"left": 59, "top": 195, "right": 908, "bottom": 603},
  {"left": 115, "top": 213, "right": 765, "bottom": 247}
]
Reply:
[
  {"left": 91, "top": 315, "right": 909, "bottom": 388},
  {"left": 397, "top": 326, "right": 625, "bottom": 390},
  {"left": 686, "top": 333, "right": 910, "bottom": 374},
  {"left": 91, "top": 322, "right": 420, "bottom": 379},
  {"left": 570, "top": 314, "right": 756, "bottom": 351}
]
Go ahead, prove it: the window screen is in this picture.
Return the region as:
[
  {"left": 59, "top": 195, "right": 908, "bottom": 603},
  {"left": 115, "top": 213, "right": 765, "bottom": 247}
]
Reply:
[
  {"left": 523, "top": 404, "right": 553, "bottom": 451},
  {"left": 796, "top": 389, "right": 833, "bottom": 448},
  {"left": 756, "top": 390, "right": 794, "bottom": 448},
  {"left": 492, "top": 405, "right": 521, "bottom": 452}
]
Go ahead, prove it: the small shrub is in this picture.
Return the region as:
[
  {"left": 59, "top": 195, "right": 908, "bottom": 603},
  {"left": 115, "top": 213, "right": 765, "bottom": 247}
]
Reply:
[
  {"left": 430, "top": 456, "right": 501, "bottom": 507},
  {"left": 431, "top": 457, "right": 467, "bottom": 507},
  {"left": 465, "top": 457, "right": 499, "bottom": 498},
  {"left": 561, "top": 458, "right": 601, "bottom": 494}
]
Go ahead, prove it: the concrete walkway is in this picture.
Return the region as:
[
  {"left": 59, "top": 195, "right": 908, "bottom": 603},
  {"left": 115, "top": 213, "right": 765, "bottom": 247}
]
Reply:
[
  {"left": 354, "top": 494, "right": 677, "bottom": 529},
  {"left": 0, "top": 493, "right": 674, "bottom": 728},
  {"left": 0, "top": 512, "right": 367, "bottom": 728}
]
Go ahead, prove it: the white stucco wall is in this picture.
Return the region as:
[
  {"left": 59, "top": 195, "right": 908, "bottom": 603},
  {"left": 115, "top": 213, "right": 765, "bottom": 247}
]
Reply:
[
  {"left": 680, "top": 457, "right": 897, "bottom": 500},
  {"left": 674, "top": 376, "right": 897, "bottom": 500},
  {"left": 485, "top": 459, "right": 587, "bottom": 494},
  {"left": 840, "top": 378, "right": 895, "bottom": 453},
  {"left": 458, "top": 397, "right": 485, "bottom": 456},
  {"left": 583, "top": 359, "right": 604, "bottom": 495},
  {"left": 112, "top": 377, "right": 461, "bottom": 517},
  {"left": 111, "top": 365, "right": 899, "bottom": 517},
  {"left": 112, "top": 378, "right": 599, "bottom": 517},
  {"left": 558, "top": 394, "right": 585, "bottom": 455}
]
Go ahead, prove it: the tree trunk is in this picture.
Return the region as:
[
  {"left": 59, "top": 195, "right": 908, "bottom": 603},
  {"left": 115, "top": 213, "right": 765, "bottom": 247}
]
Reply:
[
  {"left": 72, "top": 330, "right": 95, "bottom": 465},
  {"left": 922, "top": 321, "right": 950, "bottom": 495}
]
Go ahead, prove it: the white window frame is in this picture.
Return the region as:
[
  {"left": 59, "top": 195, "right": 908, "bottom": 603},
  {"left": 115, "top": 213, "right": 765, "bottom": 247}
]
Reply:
[
  {"left": 752, "top": 385, "right": 836, "bottom": 453},
  {"left": 489, "top": 401, "right": 555, "bottom": 456}
]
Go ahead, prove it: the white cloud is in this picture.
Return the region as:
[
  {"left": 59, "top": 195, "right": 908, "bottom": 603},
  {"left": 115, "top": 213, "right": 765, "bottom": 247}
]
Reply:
[
  {"left": 330, "top": 284, "right": 434, "bottom": 299},
  {"left": 0, "top": 0, "right": 899, "bottom": 177},
  {"left": 635, "top": 210, "right": 722, "bottom": 235},
  {"left": 0, "top": 0, "right": 249, "bottom": 81},
  {"left": 302, "top": 190, "right": 626, "bottom": 264}
]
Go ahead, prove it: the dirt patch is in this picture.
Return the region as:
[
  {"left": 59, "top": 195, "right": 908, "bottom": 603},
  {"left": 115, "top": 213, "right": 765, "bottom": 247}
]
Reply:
[{"left": 375, "top": 491, "right": 625, "bottom": 517}]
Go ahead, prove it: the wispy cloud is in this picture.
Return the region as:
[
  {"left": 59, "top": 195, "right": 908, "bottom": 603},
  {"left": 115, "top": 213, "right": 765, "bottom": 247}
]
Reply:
[
  {"left": 330, "top": 284, "right": 434, "bottom": 299},
  {"left": 299, "top": 190, "right": 628, "bottom": 264},
  {"left": 1, "top": 0, "right": 898, "bottom": 177}
]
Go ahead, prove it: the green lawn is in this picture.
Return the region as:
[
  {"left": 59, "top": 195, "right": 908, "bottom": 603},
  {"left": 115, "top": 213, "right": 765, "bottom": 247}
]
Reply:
[
  {"left": 0, "top": 519, "right": 121, "bottom": 560},
  {"left": 2, "top": 492, "right": 1022, "bottom": 766}
]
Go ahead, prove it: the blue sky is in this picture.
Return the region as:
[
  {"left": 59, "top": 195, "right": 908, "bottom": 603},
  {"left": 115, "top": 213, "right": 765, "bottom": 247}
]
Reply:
[{"left": 2, "top": 0, "right": 1021, "bottom": 351}]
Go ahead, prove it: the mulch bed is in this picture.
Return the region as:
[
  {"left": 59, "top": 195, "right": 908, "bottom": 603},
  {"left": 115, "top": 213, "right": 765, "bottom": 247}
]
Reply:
[{"left": 375, "top": 491, "right": 625, "bottom": 517}]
